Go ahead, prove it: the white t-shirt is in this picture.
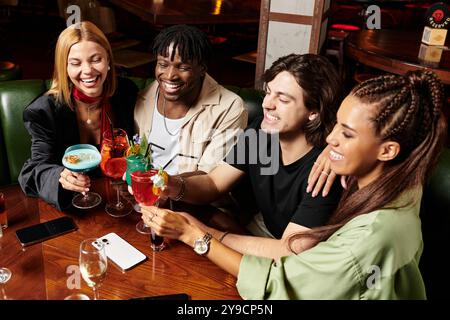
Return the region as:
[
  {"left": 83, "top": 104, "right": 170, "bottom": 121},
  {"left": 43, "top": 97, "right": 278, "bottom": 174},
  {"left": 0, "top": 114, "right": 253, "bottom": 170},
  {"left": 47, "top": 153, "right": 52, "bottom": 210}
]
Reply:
[{"left": 147, "top": 91, "right": 184, "bottom": 175}]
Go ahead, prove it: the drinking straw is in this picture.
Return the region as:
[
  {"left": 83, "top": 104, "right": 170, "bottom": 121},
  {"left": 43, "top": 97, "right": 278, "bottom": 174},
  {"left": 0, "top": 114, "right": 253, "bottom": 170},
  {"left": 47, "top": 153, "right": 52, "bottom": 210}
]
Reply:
[
  {"left": 144, "top": 141, "right": 151, "bottom": 158},
  {"left": 106, "top": 112, "right": 115, "bottom": 144},
  {"left": 163, "top": 153, "right": 177, "bottom": 170}
]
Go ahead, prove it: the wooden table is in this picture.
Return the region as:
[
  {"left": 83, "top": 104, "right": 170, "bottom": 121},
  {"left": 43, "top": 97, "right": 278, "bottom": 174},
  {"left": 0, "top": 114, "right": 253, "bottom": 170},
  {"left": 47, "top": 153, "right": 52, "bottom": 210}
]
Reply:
[
  {"left": 346, "top": 29, "right": 450, "bottom": 85},
  {"left": 0, "top": 180, "right": 240, "bottom": 300},
  {"left": 107, "top": 0, "right": 260, "bottom": 25}
]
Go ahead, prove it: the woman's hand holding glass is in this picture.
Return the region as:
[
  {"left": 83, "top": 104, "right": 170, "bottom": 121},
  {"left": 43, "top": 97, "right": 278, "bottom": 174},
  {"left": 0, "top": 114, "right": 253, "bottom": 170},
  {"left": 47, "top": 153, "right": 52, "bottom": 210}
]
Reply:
[
  {"left": 140, "top": 206, "right": 206, "bottom": 246},
  {"left": 62, "top": 144, "right": 102, "bottom": 209},
  {"left": 59, "top": 168, "right": 91, "bottom": 193}
]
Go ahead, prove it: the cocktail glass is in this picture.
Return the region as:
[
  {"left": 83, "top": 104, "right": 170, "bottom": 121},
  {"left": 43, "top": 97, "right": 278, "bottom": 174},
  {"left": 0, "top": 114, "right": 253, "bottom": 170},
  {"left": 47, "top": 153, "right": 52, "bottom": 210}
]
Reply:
[
  {"left": 130, "top": 169, "right": 165, "bottom": 251},
  {"left": 125, "top": 154, "right": 150, "bottom": 212},
  {"left": 62, "top": 144, "right": 102, "bottom": 209},
  {"left": 100, "top": 128, "right": 133, "bottom": 217}
]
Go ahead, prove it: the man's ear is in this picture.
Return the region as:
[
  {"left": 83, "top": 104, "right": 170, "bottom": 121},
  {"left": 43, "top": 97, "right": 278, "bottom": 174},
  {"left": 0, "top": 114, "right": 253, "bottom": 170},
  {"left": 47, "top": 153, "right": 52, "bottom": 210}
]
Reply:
[
  {"left": 199, "top": 64, "right": 207, "bottom": 77},
  {"left": 378, "top": 141, "right": 400, "bottom": 162},
  {"left": 308, "top": 112, "right": 319, "bottom": 121}
]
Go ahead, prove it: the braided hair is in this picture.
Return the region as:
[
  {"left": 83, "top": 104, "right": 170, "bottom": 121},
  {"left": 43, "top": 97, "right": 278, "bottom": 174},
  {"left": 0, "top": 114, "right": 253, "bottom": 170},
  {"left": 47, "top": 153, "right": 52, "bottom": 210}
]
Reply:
[
  {"left": 152, "top": 24, "right": 212, "bottom": 66},
  {"left": 289, "top": 70, "right": 447, "bottom": 248}
]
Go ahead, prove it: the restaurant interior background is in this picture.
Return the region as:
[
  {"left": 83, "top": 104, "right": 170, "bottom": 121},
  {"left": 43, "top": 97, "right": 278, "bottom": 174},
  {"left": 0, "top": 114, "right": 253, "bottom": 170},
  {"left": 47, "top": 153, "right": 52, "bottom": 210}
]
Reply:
[
  {"left": 3, "top": 0, "right": 447, "bottom": 139},
  {"left": 0, "top": 0, "right": 449, "bottom": 301},
  {"left": 0, "top": 0, "right": 445, "bottom": 89}
]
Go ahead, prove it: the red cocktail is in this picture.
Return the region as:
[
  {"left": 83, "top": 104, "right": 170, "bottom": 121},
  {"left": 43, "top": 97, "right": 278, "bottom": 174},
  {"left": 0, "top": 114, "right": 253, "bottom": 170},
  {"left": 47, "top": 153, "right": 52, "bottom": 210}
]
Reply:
[
  {"left": 100, "top": 129, "right": 128, "bottom": 179},
  {"left": 130, "top": 169, "right": 159, "bottom": 206},
  {"left": 100, "top": 128, "right": 132, "bottom": 217},
  {"left": 131, "top": 169, "right": 166, "bottom": 250}
]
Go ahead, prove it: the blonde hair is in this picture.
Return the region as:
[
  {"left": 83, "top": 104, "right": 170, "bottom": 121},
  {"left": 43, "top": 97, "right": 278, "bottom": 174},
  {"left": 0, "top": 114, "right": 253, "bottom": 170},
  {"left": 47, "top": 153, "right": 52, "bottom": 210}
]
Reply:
[{"left": 47, "top": 21, "right": 116, "bottom": 108}]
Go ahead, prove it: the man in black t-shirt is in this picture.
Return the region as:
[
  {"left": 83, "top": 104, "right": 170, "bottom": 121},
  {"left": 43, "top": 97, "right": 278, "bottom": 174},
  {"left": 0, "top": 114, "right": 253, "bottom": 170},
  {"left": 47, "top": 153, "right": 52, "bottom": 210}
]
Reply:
[
  {"left": 142, "top": 54, "right": 343, "bottom": 259},
  {"left": 225, "top": 116, "right": 342, "bottom": 239}
]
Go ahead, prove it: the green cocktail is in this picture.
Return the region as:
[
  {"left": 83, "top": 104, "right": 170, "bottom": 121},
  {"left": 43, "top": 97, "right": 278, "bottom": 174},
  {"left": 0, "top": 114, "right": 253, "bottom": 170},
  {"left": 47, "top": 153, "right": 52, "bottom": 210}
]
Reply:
[{"left": 126, "top": 154, "right": 150, "bottom": 186}]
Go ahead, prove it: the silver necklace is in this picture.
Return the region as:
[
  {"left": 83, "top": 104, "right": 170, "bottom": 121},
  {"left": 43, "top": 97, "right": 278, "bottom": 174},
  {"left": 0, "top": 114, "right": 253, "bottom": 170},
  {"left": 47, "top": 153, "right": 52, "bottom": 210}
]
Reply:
[{"left": 159, "top": 90, "right": 183, "bottom": 137}]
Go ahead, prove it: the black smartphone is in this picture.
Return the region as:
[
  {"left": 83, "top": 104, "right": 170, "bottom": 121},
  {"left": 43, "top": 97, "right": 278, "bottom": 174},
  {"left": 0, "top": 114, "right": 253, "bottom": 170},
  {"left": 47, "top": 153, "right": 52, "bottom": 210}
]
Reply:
[
  {"left": 16, "top": 216, "right": 77, "bottom": 247},
  {"left": 130, "top": 293, "right": 190, "bottom": 300}
]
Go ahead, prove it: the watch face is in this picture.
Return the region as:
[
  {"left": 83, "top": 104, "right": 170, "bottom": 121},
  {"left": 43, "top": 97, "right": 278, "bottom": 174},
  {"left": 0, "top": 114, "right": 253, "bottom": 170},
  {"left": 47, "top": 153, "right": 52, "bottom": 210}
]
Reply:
[{"left": 194, "top": 239, "right": 208, "bottom": 255}]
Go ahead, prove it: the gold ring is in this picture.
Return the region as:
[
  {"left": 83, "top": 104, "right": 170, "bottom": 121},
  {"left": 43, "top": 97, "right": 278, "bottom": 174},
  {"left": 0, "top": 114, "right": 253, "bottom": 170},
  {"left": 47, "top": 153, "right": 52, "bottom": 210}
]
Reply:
[{"left": 321, "top": 171, "right": 329, "bottom": 176}]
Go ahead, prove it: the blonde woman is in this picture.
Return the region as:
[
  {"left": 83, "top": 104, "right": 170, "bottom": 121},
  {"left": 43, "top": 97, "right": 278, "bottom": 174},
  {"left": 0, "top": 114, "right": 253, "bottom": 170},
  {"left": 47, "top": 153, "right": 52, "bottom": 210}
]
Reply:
[{"left": 19, "top": 21, "right": 137, "bottom": 210}]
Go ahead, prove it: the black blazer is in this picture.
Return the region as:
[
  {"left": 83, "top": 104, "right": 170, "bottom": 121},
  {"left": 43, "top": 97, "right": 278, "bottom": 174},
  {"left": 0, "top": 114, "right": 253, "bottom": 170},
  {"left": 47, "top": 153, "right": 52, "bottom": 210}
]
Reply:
[{"left": 18, "top": 77, "right": 138, "bottom": 211}]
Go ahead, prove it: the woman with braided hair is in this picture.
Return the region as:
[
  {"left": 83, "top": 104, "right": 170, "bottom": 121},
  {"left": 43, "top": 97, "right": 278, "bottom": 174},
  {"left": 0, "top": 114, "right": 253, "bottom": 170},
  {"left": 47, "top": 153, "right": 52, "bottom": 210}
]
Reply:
[{"left": 143, "top": 70, "right": 446, "bottom": 299}]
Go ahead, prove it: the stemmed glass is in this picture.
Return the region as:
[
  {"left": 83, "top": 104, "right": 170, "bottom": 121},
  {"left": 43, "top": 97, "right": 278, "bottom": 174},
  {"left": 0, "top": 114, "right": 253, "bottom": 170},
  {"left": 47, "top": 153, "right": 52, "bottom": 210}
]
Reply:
[
  {"left": 125, "top": 154, "right": 150, "bottom": 212},
  {"left": 0, "top": 267, "right": 12, "bottom": 300},
  {"left": 79, "top": 238, "right": 107, "bottom": 300},
  {"left": 100, "top": 128, "right": 133, "bottom": 217},
  {"left": 130, "top": 169, "right": 165, "bottom": 251},
  {"left": 62, "top": 144, "right": 102, "bottom": 209}
]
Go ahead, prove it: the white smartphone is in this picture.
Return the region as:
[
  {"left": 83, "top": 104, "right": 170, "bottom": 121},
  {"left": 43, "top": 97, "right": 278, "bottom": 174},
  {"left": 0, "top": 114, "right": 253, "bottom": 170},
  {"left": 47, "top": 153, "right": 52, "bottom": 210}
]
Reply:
[{"left": 93, "top": 233, "right": 146, "bottom": 271}]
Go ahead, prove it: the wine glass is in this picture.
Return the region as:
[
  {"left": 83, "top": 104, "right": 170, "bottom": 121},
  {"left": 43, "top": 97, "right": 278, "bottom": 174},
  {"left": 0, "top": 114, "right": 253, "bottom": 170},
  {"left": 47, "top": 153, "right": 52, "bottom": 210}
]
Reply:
[
  {"left": 79, "top": 238, "right": 107, "bottom": 300},
  {"left": 100, "top": 128, "right": 133, "bottom": 217},
  {"left": 125, "top": 154, "right": 150, "bottom": 212},
  {"left": 0, "top": 267, "right": 12, "bottom": 300},
  {"left": 62, "top": 144, "right": 102, "bottom": 209},
  {"left": 130, "top": 169, "right": 165, "bottom": 251}
]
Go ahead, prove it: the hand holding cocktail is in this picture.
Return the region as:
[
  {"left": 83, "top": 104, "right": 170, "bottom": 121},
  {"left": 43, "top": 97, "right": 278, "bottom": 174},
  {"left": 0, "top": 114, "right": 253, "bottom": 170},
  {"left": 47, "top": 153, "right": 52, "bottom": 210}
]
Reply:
[
  {"left": 59, "top": 168, "right": 91, "bottom": 193},
  {"left": 62, "top": 144, "right": 102, "bottom": 209},
  {"left": 130, "top": 167, "right": 168, "bottom": 251},
  {"left": 140, "top": 206, "right": 208, "bottom": 251}
]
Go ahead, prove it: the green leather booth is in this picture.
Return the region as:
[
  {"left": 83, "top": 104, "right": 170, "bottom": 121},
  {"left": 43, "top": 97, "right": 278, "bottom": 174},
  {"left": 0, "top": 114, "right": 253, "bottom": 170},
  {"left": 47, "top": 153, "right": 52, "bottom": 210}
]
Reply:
[
  {"left": 0, "top": 78, "right": 448, "bottom": 299},
  {"left": 0, "top": 77, "right": 264, "bottom": 185}
]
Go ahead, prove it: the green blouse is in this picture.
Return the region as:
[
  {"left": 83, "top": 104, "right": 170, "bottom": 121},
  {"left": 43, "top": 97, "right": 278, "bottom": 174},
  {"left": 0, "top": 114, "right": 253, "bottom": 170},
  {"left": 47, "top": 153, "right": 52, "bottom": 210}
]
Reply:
[{"left": 237, "top": 189, "right": 426, "bottom": 300}]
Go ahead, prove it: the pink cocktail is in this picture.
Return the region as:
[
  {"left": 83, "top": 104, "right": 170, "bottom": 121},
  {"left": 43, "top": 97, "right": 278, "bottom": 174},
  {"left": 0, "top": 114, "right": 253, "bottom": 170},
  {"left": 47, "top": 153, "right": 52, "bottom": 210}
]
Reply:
[
  {"left": 131, "top": 169, "right": 165, "bottom": 251},
  {"left": 130, "top": 169, "right": 159, "bottom": 206}
]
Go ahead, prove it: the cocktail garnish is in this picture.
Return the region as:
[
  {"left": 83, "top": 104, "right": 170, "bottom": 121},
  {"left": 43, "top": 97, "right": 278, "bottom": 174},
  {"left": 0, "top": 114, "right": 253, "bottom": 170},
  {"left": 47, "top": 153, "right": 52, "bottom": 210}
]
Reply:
[
  {"left": 65, "top": 155, "right": 80, "bottom": 164},
  {"left": 151, "top": 168, "right": 168, "bottom": 196}
]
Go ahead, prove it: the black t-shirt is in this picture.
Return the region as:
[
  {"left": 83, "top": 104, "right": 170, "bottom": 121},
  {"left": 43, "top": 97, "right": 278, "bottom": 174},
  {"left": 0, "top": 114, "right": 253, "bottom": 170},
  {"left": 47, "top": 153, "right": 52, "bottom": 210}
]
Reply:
[{"left": 225, "top": 116, "right": 342, "bottom": 239}]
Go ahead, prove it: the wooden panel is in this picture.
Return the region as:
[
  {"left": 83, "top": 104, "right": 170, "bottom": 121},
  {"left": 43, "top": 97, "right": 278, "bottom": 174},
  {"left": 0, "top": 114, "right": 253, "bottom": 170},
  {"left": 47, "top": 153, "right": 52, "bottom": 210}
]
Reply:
[
  {"left": 269, "top": 12, "right": 313, "bottom": 25},
  {"left": 309, "top": 0, "right": 326, "bottom": 54},
  {"left": 255, "top": 0, "right": 271, "bottom": 89},
  {"left": 255, "top": 0, "right": 329, "bottom": 88}
]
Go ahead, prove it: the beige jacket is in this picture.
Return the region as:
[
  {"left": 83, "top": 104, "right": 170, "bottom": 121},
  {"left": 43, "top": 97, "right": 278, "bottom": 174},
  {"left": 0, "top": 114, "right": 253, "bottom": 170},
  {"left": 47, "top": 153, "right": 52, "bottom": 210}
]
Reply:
[{"left": 134, "top": 74, "right": 248, "bottom": 173}]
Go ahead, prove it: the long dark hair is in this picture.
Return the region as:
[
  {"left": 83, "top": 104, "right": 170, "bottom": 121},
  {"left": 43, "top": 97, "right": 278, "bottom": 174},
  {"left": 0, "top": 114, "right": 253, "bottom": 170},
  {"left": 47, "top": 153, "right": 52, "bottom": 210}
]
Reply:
[
  {"left": 289, "top": 70, "right": 447, "bottom": 249},
  {"left": 262, "top": 54, "right": 342, "bottom": 147}
]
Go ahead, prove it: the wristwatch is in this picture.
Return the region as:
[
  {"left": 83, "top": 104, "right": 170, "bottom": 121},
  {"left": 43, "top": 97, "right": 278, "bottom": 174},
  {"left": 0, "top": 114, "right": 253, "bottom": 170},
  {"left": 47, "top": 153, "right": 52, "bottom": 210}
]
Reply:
[{"left": 193, "top": 233, "right": 212, "bottom": 256}]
